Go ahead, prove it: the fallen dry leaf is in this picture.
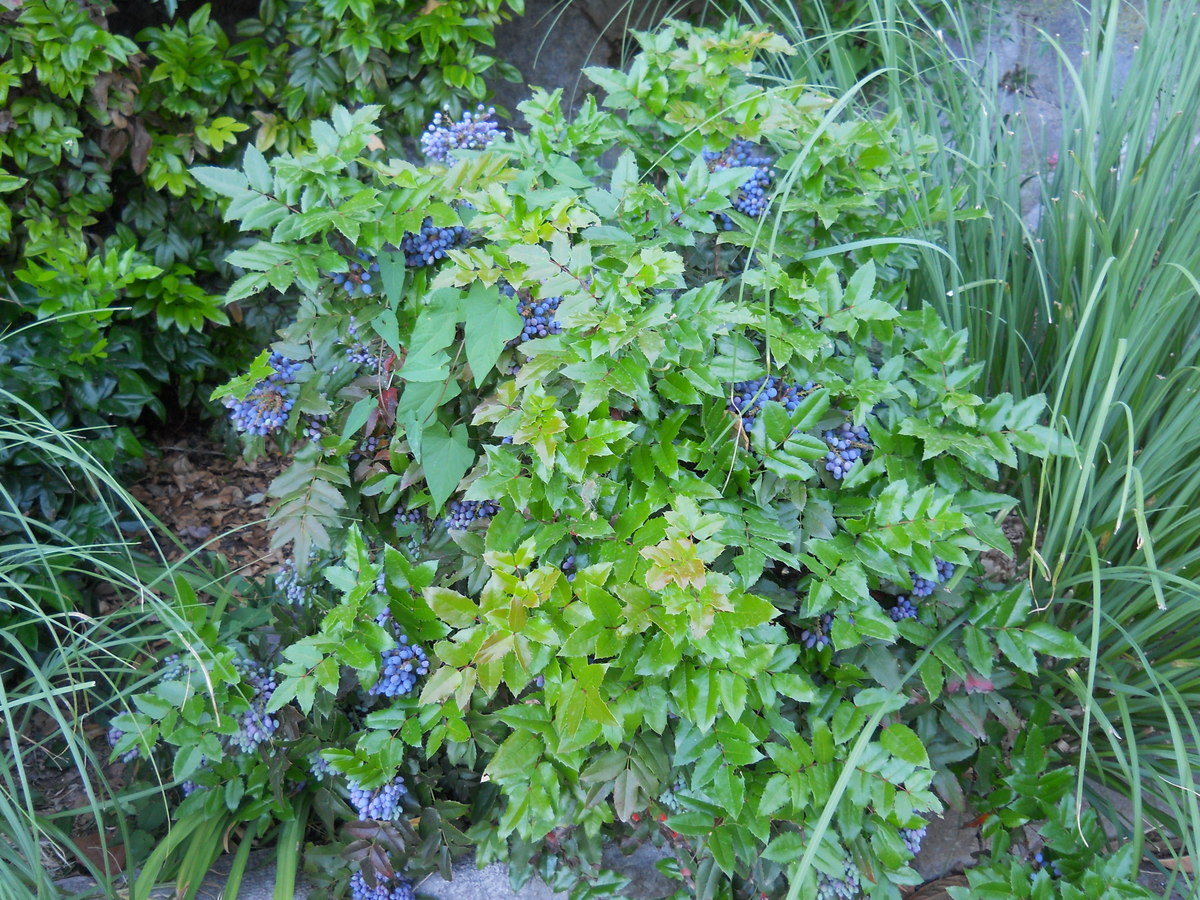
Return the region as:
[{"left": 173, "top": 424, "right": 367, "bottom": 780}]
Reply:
[
  {"left": 72, "top": 832, "right": 125, "bottom": 873},
  {"left": 1158, "top": 856, "right": 1194, "bottom": 873}
]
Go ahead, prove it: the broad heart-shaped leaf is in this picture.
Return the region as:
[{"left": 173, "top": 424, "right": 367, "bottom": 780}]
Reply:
[
  {"left": 378, "top": 250, "right": 406, "bottom": 311},
  {"left": 461, "top": 281, "right": 523, "bottom": 386},
  {"left": 400, "top": 290, "right": 460, "bottom": 382},
  {"left": 420, "top": 421, "right": 475, "bottom": 512}
]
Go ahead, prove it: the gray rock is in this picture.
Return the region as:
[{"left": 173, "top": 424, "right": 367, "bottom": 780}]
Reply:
[
  {"left": 912, "top": 809, "right": 985, "bottom": 882},
  {"left": 487, "top": 0, "right": 676, "bottom": 118},
  {"left": 413, "top": 859, "right": 563, "bottom": 900}
]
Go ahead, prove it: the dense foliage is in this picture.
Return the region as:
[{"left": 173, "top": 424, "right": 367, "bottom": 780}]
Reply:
[{"left": 106, "top": 21, "right": 1089, "bottom": 898}]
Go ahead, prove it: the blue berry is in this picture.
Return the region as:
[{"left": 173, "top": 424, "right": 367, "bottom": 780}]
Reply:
[
  {"left": 106, "top": 726, "right": 140, "bottom": 764},
  {"left": 277, "top": 556, "right": 314, "bottom": 606},
  {"left": 159, "top": 653, "right": 187, "bottom": 683},
  {"left": 369, "top": 634, "right": 430, "bottom": 698},
  {"left": 900, "top": 822, "right": 927, "bottom": 855},
  {"left": 506, "top": 289, "right": 563, "bottom": 347},
  {"left": 420, "top": 104, "right": 503, "bottom": 163},
  {"left": 349, "top": 870, "right": 416, "bottom": 900},
  {"left": 935, "top": 558, "right": 955, "bottom": 582},
  {"left": 658, "top": 775, "right": 687, "bottom": 813},
  {"left": 437, "top": 499, "right": 500, "bottom": 531},
  {"left": 889, "top": 596, "right": 918, "bottom": 621},
  {"left": 909, "top": 558, "right": 954, "bottom": 597},
  {"left": 393, "top": 506, "right": 426, "bottom": 530},
  {"left": 1031, "top": 851, "right": 1062, "bottom": 879},
  {"left": 349, "top": 435, "right": 383, "bottom": 463},
  {"left": 347, "top": 774, "right": 407, "bottom": 821},
  {"left": 302, "top": 413, "right": 329, "bottom": 442},
  {"left": 329, "top": 251, "right": 380, "bottom": 298},
  {"left": 397, "top": 217, "right": 469, "bottom": 268},
  {"left": 703, "top": 139, "right": 775, "bottom": 229},
  {"left": 229, "top": 658, "right": 278, "bottom": 754},
  {"left": 800, "top": 612, "right": 834, "bottom": 650},
  {"left": 822, "top": 422, "right": 872, "bottom": 480},
  {"left": 816, "top": 857, "right": 860, "bottom": 899},
  {"left": 309, "top": 752, "right": 334, "bottom": 780},
  {"left": 727, "top": 376, "right": 813, "bottom": 434},
  {"left": 224, "top": 352, "right": 301, "bottom": 437}
]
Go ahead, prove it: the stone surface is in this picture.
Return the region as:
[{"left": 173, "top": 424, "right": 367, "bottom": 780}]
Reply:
[
  {"left": 911, "top": 809, "right": 986, "bottom": 882},
  {"left": 413, "top": 855, "right": 563, "bottom": 900},
  {"left": 487, "top": 0, "right": 682, "bottom": 119},
  {"left": 602, "top": 840, "right": 676, "bottom": 899}
]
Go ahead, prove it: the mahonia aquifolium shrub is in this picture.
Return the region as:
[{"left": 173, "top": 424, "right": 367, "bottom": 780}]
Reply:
[{"left": 120, "top": 20, "right": 1084, "bottom": 900}]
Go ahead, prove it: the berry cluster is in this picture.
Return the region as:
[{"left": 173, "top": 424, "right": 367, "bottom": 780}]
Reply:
[
  {"left": 349, "top": 870, "right": 416, "bottom": 900},
  {"left": 1031, "top": 851, "right": 1062, "bottom": 879},
  {"left": 817, "top": 858, "right": 861, "bottom": 900},
  {"left": 420, "top": 104, "right": 503, "bottom": 163},
  {"left": 106, "top": 726, "right": 139, "bottom": 764},
  {"left": 910, "top": 557, "right": 956, "bottom": 596},
  {"left": 224, "top": 352, "right": 302, "bottom": 437},
  {"left": 159, "top": 653, "right": 187, "bottom": 683},
  {"left": 330, "top": 251, "right": 379, "bottom": 297},
  {"left": 728, "top": 376, "right": 814, "bottom": 434},
  {"left": 230, "top": 658, "right": 279, "bottom": 754},
  {"left": 900, "top": 822, "right": 927, "bottom": 855},
  {"left": 309, "top": 752, "right": 334, "bottom": 779},
  {"left": 398, "top": 217, "right": 469, "bottom": 268},
  {"left": 822, "top": 422, "right": 872, "bottom": 480},
  {"left": 347, "top": 774, "right": 407, "bottom": 821},
  {"left": 888, "top": 596, "right": 918, "bottom": 622},
  {"left": 343, "top": 316, "right": 379, "bottom": 371},
  {"left": 277, "top": 556, "right": 314, "bottom": 606},
  {"left": 800, "top": 612, "right": 834, "bottom": 650},
  {"left": 658, "top": 775, "right": 687, "bottom": 813},
  {"left": 438, "top": 499, "right": 500, "bottom": 531},
  {"left": 507, "top": 291, "right": 563, "bottom": 347},
  {"left": 561, "top": 553, "right": 576, "bottom": 582},
  {"left": 302, "top": 413, "right": 330, "bottom": 443},
  {"left": 349, "top": 435, "right": 383, "bottom": 463},
  {"left": 702, "top": 139, "right": 774, "bottom": 230},
  {"left": 393, "top": 506, "right": 427, "bottom": 530},
  {"left": 370, "top": 634, "right": 430, "bottom": 698}
]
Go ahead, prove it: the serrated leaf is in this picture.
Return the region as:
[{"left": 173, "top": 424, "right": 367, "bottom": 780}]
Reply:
[
  {"left": 1021, "top": 622, "right": 1085, "bottom": 659},
  {"left": 880, "top": 723, "right": 928, "bottom": 766},
  {"left": 996, "top": 629, "right": 1038, "bottom": 673},
  {"left": 190, "top": 166, "right": 249, "bottom": 200},
  {"left": 425, "top": 587, "right": 478, "bottom": 628}
]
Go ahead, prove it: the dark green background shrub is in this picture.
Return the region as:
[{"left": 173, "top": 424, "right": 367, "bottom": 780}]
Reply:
[{"left": 0, "top": 0, "right": 522, "bottom": 589}]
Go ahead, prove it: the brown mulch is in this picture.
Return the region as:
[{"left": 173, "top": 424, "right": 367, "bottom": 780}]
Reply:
[
  {"left": 20, "top": 433, "right": 294, "bottom": 880},
  {"left": 125, "top": 435, "right": 292, "bottom": 586},
  {"left": 904, "top": 875, "right": 970, "bottom": 899}
]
